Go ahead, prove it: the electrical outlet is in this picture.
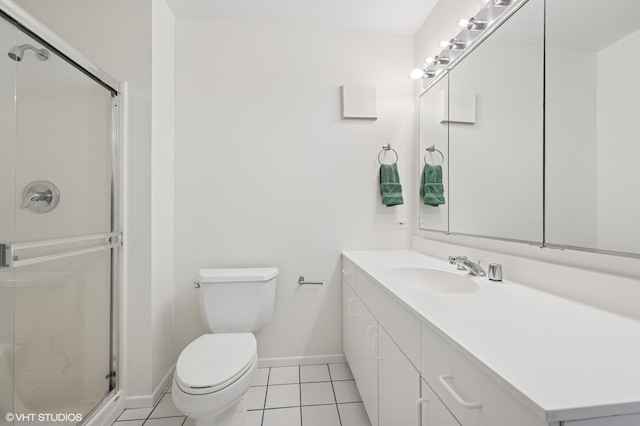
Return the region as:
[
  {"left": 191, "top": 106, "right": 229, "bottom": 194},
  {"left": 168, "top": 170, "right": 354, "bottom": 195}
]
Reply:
[{"left": 394, "top": 218, "right": 408, "bottom": 229}]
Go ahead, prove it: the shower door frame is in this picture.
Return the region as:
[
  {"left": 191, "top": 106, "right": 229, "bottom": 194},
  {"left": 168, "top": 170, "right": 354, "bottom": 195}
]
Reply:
[{"left": 0, "top": 1, "right": 124, "bottom": 423}]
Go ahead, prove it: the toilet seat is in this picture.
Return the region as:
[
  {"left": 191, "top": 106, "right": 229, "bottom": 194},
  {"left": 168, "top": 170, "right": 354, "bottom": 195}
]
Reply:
[{"left": 175, "top": 333, "right": 257, "bottom": 395}]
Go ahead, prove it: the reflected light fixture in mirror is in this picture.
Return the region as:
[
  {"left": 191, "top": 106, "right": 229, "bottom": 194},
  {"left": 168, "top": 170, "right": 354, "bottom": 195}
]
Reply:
[{"left": 458, "top": 17, "right": 488, "bottom": 30}]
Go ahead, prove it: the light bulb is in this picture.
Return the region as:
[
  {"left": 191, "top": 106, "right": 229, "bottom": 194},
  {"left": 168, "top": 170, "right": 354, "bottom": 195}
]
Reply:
[
  {"left": 425, "top": 57, "right": 435, "bottom": 65},
  {"left": 439, "top": 40, "right": 452, "bottom": 49},
  {"left": 410, "top": 69, "right": 425, "bottom": 80},
  {"left": 458, "top": 18, "right": 471, "bottom": 28},
  {"left": 458, "top": 17, "right": 487, "bottom": 30}
]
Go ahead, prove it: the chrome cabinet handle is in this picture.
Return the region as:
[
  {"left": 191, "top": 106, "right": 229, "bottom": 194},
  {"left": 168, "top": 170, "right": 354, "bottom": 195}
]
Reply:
[
  {"left": 416, "top": 397, "right": 429, "bottom": 426},
  {"left": 372, "top": 333, "right": 382, "bottom": 359},
  {"left": 438, "top": 374, "right": 482, "bottom": 409}
]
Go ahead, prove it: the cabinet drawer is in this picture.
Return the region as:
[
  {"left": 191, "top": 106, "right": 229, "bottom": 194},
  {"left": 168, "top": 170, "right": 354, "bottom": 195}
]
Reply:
[
  {"left": 357, "top": 268, "right": 420, "bottom": 369},
  {"left": 342, "top": 256, "right": 356, "bottom": 290},
  {"left": 421, "top": 322, "right": 546, "bottom": 426},
  {"left": 421, "top": 378, "right": 461, "bottom": 426}
]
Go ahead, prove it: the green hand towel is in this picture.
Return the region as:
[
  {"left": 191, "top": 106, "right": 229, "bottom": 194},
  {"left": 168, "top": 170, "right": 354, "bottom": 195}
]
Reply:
[
  {"left": 380, "top": 163, "right": 404, "bottom": 207},
  {"left": 420, "top": 163, "right": 445, "bottom": 206}
]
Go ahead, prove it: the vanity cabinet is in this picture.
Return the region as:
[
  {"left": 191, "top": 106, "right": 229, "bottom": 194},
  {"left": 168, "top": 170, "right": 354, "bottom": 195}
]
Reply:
[
  {"left": 342, "top": 267, "right": 420, "bottom": 426},
  {"left": 343, "top": 250, "right": 640, "bottom": 426},
  {"left": 377, "top": 326, "right": 420, "bottom": 426},
  {"left": 343, "top": 283, "right": 378, "bottom": 426},
  {"left": 421, "top": 321, "right": 546, "bottom": 426}
]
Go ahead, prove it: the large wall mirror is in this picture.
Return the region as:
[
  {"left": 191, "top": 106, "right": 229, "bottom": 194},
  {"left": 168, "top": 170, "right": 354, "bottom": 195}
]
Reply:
[
  {"left": 418, "top": 0, "right": 544, "bottom": 243},
  {"left": 418, "top": 0, "right": 640, "bottom": 257},
  {"left": 545, "top": 0, "right": 640, "bottom": 255}
]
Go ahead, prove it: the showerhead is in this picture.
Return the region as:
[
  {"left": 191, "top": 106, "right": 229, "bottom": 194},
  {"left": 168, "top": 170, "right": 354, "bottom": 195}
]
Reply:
[{"left": 7, "top": 44, "right": 50, "bottom": 62}]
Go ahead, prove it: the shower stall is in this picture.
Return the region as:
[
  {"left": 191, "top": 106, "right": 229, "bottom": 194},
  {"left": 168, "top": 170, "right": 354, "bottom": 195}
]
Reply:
[{"left": 0, "top": 3, "right": 121, "bottom": 425}]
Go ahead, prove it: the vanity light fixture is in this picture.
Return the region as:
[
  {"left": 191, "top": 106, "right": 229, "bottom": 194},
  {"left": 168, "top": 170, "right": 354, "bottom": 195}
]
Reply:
[
  {"left": 410, "top": 68, "right": 436, "bottom": 80},
  {"left": 440, "top": 38, "right": 466, "bottom": 50},
  {"left": 412, "top": 0, "right": 517, "bottom": 82},
  {"left": 458, "top": 16, "right": 488, "bottom": 30},
  {"left": 427, "top": 55, "right": 450, "bottom": 65}
]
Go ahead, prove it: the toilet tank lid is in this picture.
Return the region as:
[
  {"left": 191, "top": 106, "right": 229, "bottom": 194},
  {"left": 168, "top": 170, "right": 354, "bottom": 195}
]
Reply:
[{"left": 198, "top": 267, "right": 279, "bottom": 283}]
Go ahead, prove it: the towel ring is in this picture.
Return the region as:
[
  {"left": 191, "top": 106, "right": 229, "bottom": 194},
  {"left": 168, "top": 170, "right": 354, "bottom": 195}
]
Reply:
[
  {"left": 424, "top": 145, "right": 445, "bottom": 164},
  {"left": 378, "top": 143, "right": 398, "bottom": 165}
]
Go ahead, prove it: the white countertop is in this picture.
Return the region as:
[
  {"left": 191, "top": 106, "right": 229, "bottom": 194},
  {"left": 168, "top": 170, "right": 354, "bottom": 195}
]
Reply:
[{"left": 343, "top": 249, "right": 640, "bottom": 423}]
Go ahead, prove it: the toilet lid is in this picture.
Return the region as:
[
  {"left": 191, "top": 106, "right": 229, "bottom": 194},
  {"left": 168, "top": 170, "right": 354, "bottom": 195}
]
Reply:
[{"left": 176, "top": 333, "right": 257, "bottom": 395}]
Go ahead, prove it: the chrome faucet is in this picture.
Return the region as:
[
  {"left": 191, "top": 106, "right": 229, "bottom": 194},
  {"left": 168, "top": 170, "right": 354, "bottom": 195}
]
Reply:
[{"left": 448, "top": 255, "right": 486, "bottom": 277}]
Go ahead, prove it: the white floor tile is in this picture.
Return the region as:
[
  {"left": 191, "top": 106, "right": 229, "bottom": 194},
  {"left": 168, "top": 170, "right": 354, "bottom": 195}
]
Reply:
[
  {"left": 300, "top": 382, "right": 335, "bottom": 406},
  {"left": 142, "top": 417, "right": 185, "bottom": 426},
  {"left": 338, "top": 402, "right": 372, "bottom": 426},
  {"left": 265, "top": 384, "right": 300, "bottom": 408},
  {"left": 300, "top": 365, "right": 331, "bottom": 383},
  {"left": 301, "top": 404, "right": 341, "bottom": 426},
  {"left": 246, "top": 410, "right": 263, "bottom": 426},
  {"left": 268, "top": 366, "right": 300, "bottom": 385},
  {"left": 252, "top": 367, "right": 270, "bottom": 386},
  {"left": 149, "top": 394, "right": 183, "bottom": 418},
  {"left": 113, "top": 421, "right": 144, "bottom": 426},
  {"left": 262, "top": 407, "right": 301, "bottom": 426},
  {"left": 333, "top": 380, "right": 362, "bottom": 403},
  {"left": 117, "top": 408, "right": 153, "bottom": 421},
  {"left": 328, "top": 363, "right": 354, "bottom": 381},
  {"left": 247, "top": 386, "right": 267, "bottom": 410}
]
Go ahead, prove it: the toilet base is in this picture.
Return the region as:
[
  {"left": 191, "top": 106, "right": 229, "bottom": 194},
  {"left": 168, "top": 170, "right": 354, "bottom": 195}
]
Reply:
[{"left": 186, "top": 394, "right": 247, "bottom": 426}]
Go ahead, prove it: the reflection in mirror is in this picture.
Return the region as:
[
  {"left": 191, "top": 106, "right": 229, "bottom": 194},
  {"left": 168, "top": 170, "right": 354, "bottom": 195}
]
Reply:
[
  {"left": 419, "top": 74, "right": 448, "bottom": 232},
  {"left": 545, "top": 0, "right": 640, "bottom": 255},
  {"left": 447, "top": 0, "right": 543, "bottom": 242}
]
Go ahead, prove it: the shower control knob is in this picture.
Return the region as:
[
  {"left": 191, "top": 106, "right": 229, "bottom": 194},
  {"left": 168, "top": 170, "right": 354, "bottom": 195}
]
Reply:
[{"left": 21, "top": 180, "right": 60, "bottom": 213}]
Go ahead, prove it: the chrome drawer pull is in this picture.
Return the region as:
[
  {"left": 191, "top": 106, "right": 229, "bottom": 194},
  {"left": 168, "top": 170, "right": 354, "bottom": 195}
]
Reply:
[
  {"left": 347, "top": 298, "right": 358, "bottom": 316},
  {"left": 416, "top": 397, "right": 429, "bottom": 426},
  {"left": 342, "top": 269, "right": 352, "bottom": 275},
  {"left": 438, "top": 374, "right": 482, "bottom": 409}
]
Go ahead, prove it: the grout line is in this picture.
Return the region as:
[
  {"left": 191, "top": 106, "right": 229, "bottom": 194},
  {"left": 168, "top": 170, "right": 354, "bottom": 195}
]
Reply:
[
  {"left": 327, "top": 363, "right": 343, "bottom": 426},
  {"left": 299, "top": 365, "right": 303, "bottom": 426}
]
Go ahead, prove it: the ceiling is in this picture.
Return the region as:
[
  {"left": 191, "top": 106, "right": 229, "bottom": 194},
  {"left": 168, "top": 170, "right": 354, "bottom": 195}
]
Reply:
[{"left": 164, "top": 0, "right": 439, "bottom": 36}]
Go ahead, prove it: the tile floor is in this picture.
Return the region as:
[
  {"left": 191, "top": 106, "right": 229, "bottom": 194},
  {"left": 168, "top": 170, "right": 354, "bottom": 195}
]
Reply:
[{"left": 112, "top": 363, "right": 371, "bottom": 426}]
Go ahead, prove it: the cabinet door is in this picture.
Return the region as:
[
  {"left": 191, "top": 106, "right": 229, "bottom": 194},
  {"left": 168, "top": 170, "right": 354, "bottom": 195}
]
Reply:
[
  {"left": 343, "top": 282, "right": 359, "bottom": 374},
  {"left": 343, "top": 284, "right": 378, "bottom": 426},
  {"left": 420, "top": 378, "right": 461, "bottom": 426},
  {"left": 378, "top": 326, "right": 420, "bottom": 426}
]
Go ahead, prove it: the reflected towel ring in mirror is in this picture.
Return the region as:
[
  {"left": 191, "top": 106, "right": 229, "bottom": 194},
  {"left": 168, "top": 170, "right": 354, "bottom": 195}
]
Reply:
[
  {"left": 378, "top": 143, "right": 399, "bottom": 164},
  {"left": 424, "top": 145, "right": 445, "bottom": 164}
]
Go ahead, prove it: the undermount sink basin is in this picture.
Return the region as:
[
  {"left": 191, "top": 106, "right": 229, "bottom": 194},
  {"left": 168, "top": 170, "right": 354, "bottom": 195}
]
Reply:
[{"left": 388, "top": 266, "right": 480, "bottom": 294}]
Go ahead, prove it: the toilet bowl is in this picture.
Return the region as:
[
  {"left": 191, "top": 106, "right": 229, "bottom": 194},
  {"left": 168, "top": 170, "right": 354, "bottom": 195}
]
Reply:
[
  {"left": 172, "top": 267, "right": 278, "bottom": 426},
  {"left": 172, "top": 334, "right": 257, "bottom": 426}
]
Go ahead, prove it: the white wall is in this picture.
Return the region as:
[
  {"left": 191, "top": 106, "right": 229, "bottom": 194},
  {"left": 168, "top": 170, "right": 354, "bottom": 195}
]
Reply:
[
  {"left": 150, "top": 0, "right": 175, "bottom": 397},
  {"left": 174, "top": 18, "right": 413, "bottom": 359},
  {"left": 597, "top": 29, "right": 640, "bottom": 254},
  {"left": 14, "top": 0, "right": 174, "bottom": 405}
]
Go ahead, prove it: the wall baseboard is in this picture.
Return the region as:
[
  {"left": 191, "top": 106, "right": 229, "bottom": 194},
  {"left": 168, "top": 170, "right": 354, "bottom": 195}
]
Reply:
[
  {"left": 125, "top": 365, "right": 175, "bottom": 409},
  {"left": 84, "top": 390, "right": 125, "bottom": 426},
  {"left": 258, "top": 354, "right": 346, "bottom": 368}
]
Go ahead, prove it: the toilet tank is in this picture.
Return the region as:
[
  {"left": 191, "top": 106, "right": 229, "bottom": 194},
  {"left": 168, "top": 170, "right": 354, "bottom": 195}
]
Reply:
[{"left": 197, "top": 267, "right": 278, "bottom": 333}]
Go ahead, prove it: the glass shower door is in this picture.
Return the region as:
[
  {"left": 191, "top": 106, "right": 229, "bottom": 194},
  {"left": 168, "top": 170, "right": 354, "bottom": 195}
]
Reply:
[
  {"left": 0, "top": 14, "right": 16, "bottom": 426},
  {"left": 1, "top": 26, "right": 118, "bottom": 426}
]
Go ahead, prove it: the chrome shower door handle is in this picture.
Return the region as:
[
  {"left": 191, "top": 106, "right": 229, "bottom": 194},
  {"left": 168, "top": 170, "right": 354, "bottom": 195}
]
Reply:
[{"left": 20, "top": 180, "right": 60, "bottom": 213}]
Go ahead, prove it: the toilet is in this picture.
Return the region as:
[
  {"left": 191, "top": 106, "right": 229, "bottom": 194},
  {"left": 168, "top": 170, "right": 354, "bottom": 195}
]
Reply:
[{"left": 172, "top": 267, "right": 278, "bottom": 426}]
